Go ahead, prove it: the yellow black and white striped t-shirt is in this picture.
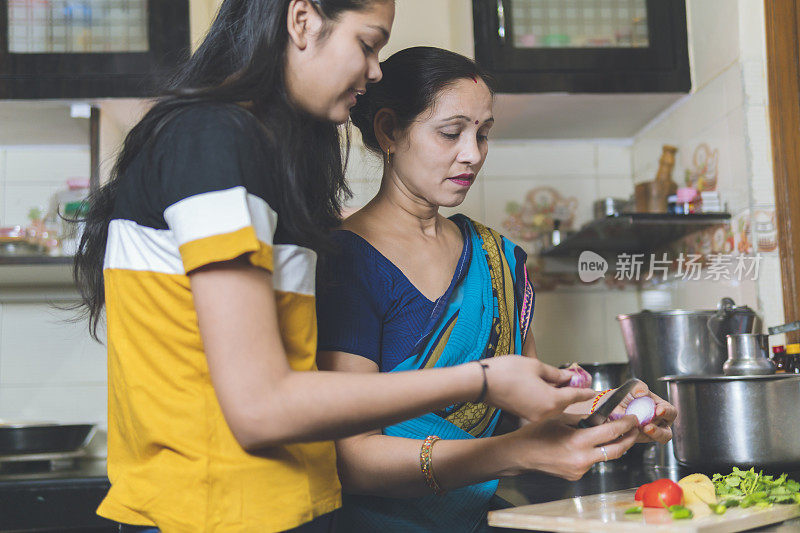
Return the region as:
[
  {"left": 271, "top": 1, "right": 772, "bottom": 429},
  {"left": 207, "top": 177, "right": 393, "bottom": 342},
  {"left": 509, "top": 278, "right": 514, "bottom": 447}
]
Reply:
[{"left": 97, "top": 104, "right": 341, "bottom": 532}]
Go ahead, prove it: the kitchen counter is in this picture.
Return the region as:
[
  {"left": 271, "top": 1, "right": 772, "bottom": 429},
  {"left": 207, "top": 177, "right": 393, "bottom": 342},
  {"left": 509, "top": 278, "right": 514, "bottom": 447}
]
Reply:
[
  {"left": 0, "top": 457, "right": 114, "bottom": 532},
  {"left": 4, "top": 455, "right": 800, "bottom": 532},
  {"left": 496, "top": 460, "right": 800, "bottom": 532}
]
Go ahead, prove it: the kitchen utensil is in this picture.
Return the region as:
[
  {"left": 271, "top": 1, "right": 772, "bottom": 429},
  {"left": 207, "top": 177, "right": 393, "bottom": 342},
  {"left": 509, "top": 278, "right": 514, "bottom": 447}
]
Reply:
[
  {"left": 488, "top": 488, "right": 800, "bottom": 532},
  {"left": 0, "top": 423, "right": 95, "bottom": 456},
  {"left": 571, "top": 362, "right": 631, "bottom": 391},
  {"left": 768, "top": 320, "right": 800, "bottom": 336},
  {"left": 706, "top": 298, "right": 761, "bottom": 348},
  {"left": 592, "top": 198, "right": 627, "bottom": 220},
  {"left": 723, "top": 333, "right": 776, "bottom": 375},
  {"left": 661, "top": 373, "right": 800, "bottom": 469},
  {"left": 577, "top": 379, "right": 639, "bottom": 428},
  {"left": 617, "top": 297, "right": 760, "bottom": 398}
]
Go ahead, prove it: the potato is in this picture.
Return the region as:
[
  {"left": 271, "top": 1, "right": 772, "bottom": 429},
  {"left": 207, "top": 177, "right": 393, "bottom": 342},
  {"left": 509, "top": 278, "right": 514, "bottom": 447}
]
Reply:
[{"left": 679, "top": 473, "right": 717, "bottom": 505}]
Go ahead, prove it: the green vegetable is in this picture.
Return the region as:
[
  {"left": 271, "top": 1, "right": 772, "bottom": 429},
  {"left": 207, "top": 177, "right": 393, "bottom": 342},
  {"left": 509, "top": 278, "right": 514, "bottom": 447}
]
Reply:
[
  {"left": 713, "top": 467, "right": 800, "bottom": 508},
  {"left": 668, "top": 505, "right": 693, "bottom": 519},
  {"left": 625, "top": 505, "right": 643, "bottom": 514},
  {"left": 709, "top": 503, "right": 727, "bottom": 515}
]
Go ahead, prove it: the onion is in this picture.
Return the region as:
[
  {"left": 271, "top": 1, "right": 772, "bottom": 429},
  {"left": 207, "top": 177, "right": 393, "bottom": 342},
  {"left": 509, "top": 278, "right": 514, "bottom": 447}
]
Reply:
[
  {"left": 625, "top": 396, "right": 656, "bottom": 426},
  {"left": 566, "top": 363, "right": 593, "bottom": 388}
]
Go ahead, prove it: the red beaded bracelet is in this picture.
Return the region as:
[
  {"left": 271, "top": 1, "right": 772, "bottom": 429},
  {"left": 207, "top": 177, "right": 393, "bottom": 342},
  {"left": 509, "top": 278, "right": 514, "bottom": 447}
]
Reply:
[
  {"left": 420, "top": 435, "right": 444, "bottom": 495},
  {"left": 589, "top": 389, "right": 614, "bottom": 414}
]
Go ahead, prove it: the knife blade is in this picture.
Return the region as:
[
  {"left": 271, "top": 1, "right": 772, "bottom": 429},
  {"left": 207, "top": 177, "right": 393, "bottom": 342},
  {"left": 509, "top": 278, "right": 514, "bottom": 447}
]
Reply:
[{"left": 577, "top": 378, "right": 640, "bottom": 429}]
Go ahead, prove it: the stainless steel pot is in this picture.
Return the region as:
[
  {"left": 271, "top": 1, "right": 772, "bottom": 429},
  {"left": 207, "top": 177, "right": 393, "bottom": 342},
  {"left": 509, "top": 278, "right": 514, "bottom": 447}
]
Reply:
[
  {"left": 617, "top": 297, "right": 760, "bottom": 398},
  {"left": 661, "top": 374, "right": 800, "bottom": 469},
  {"left": 578, "top": 363, "right": 631, "bottom": 392}
]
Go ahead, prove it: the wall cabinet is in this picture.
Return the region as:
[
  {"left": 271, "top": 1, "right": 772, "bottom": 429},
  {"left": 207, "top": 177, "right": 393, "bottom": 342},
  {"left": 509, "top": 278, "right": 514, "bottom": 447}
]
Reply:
[
  {"left": 473, "top": 0, "right": 690, "bottom": 93},
  {"left": 0, "top": 0, "right": 190, "bottom": 98}
]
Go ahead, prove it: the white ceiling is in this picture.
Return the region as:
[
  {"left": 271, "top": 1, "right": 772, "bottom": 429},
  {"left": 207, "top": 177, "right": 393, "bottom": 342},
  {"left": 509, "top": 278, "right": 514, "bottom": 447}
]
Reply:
[{"left": 491, "top": 93, "right": 686, "bottom": 139}]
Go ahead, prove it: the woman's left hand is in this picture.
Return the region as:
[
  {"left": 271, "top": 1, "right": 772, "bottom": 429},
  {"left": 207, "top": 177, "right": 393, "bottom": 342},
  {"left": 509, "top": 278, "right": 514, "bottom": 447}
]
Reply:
[{"left": 611, "top": 381, "right": 676, "bottom": 445}]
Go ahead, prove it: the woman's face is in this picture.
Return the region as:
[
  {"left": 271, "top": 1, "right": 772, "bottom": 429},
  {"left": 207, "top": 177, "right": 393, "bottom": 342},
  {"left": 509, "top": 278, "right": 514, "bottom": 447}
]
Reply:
[
  {"left": 286, "top": 1, "right": 394, "bottom": 124},
  {"left": 390, "top": 78, "right": 494, "bottom": 208}
]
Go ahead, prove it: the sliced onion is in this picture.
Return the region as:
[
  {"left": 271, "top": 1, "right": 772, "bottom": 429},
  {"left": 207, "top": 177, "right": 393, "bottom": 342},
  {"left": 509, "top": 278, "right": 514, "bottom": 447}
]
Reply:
[
  {"left": 625, "top": 396, "right": 656, "bottom": 426},
  {"left": 566, "top": 363, "right": 593, "bottom": 388}
]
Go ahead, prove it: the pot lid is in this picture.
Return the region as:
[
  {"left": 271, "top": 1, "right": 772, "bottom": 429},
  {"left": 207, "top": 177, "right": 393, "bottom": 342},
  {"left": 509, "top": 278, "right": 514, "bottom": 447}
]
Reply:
[
  {"left": 660, "top": 374, "right": 800, "bottom": 383},
  {"left": 618, "top": 297, "right": 758, "bottom": 321}
]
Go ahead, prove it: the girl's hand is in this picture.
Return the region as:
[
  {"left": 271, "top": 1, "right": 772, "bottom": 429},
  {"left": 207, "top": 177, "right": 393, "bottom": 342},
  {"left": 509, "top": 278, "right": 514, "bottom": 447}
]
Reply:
[
  {"left": 502, "top": 414, "right": 640, "bottom": 481},
  {"left": 482, "top": 356, "right": 597, "bottom": 425},
  {"left": 611, "top": 381, "right": 676, "bottom": 445}
]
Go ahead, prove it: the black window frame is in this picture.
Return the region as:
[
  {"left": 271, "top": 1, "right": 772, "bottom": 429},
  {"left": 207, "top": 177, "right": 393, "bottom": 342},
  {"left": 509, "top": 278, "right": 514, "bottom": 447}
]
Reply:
[
  {"left": 0, "top": 0, "right": 189, "bottom": 98},
  {"left": 473, "top": 0, "right": 691, "bottom": 93}
]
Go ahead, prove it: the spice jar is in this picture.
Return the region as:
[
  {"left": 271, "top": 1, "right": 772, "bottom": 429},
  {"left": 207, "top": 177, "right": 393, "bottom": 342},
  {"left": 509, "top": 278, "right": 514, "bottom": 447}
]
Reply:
[
  {"left": 786, "top": 344, "right": 800, "bottom": 374},
  {"left": 676, "top": 187, "right": 700, "bottom": 214},
  {"left": 772, "top": 345, "right": 788, "bottom": 373}
]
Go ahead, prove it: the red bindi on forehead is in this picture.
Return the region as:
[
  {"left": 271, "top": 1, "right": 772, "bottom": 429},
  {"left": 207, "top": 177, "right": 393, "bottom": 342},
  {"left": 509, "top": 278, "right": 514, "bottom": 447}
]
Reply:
[{"left": 475, "top": 120, "right": 479, "bottom": 124}]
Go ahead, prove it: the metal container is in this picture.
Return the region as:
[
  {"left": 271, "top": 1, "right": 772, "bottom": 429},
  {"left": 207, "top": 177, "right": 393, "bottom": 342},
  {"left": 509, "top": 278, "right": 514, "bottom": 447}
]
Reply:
[
  {"left": 593, "top": 197, "right": 628, "bottom": 219},
  {"left": 0, "top": 424, "right": 95, "bottom": 455},
  {"left": 617, "top": 297, "right": 760, "bottom": 398},
  {"left": 578, "top": 363, "right": 631, "bottom": 392},
  {"left": 724, "top": 334, "right": 776, "bottom": 375},
  {"left": 661, "top": 374, "right": 800, "bottom": 469}
]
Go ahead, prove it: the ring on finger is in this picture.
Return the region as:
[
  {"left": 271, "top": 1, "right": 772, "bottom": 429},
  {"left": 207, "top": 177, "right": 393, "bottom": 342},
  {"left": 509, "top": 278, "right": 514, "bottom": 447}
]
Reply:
[{"left": 600, "top": 446, "right": 608, "bottom": 462}]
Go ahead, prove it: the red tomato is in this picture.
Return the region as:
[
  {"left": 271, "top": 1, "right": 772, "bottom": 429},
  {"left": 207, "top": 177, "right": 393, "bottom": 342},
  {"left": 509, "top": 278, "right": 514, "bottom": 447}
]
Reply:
[
  {"left": 641, "top": 479, "right": 684, "bottom": 508},
  {"left": 634, "top": 483, "right": 650, "bottom": 501}
]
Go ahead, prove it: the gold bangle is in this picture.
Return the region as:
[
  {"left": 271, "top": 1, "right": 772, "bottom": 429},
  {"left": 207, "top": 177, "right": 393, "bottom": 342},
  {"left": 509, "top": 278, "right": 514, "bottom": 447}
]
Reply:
[{"left": 420, "top": 435, "right": 444, "bottom": 495}]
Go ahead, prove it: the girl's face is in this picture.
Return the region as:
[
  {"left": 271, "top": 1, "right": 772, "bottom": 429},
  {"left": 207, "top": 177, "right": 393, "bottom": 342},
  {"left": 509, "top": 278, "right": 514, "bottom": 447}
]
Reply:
[
  {"left": 390, "top": 78, "right": 494, "bottom": 208},
  {"left": 286, "top": 1, "right": 394, "bottom": 124}
]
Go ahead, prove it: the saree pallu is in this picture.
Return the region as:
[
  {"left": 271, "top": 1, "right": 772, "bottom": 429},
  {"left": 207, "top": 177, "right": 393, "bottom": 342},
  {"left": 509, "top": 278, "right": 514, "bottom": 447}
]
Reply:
[{"left": 337, "top": 215, "right": 534, "bottom": 532}]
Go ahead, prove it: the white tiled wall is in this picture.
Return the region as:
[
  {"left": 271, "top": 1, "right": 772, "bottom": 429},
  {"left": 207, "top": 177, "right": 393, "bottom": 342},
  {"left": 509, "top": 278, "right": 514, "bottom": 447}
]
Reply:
[
  {"left": 632, "top": 0, "right": 780, "bottom": 330},
  {"left": 0, "top": 146, "right": 90, "bottom": 227},
  {"left": 0, "top": 301, "right": 107, "bottom": 426},
  {"left": 0, "top": 140, "right": 99, "bottom": 425}
]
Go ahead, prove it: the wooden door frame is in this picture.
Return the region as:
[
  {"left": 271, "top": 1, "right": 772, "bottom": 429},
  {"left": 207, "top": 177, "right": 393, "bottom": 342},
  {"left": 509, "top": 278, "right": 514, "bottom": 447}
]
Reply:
[{"left": 765, "top": 0, "right": 800, "bottom": 341}]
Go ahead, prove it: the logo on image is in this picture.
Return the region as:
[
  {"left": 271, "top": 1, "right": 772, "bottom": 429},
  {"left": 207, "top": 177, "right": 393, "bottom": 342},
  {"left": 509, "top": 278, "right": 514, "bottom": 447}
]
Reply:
[{"left": 578, "top": 251, "right": 608, "bottom": 283}]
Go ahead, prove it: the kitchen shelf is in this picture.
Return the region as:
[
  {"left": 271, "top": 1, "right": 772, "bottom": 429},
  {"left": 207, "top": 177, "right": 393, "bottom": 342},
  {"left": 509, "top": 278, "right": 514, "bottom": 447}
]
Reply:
[
  {"left": 0, "top": 259, "right": 75, "bottom": 294},
  {"left": 541, "top": 213, "right": 732, "bottom": 257}
]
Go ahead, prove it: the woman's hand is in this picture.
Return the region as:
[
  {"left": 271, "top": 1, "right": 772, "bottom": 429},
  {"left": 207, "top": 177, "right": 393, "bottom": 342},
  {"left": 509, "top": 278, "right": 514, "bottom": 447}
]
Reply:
[
  {"left": 611, "top": 381, "right": 677, "bottom": 445},
  {"left": 482, "top": 356, "right": 597, "bottom": 425},
  {"left": 501, "top": 414, "right": 640, "bottom": 481}
]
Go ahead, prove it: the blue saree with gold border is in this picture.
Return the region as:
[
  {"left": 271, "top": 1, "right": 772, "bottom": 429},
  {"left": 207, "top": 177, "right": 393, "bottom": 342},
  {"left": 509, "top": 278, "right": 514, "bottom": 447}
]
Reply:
[{"left": 319, "top": 214, "right": 534, "bottom": 532}]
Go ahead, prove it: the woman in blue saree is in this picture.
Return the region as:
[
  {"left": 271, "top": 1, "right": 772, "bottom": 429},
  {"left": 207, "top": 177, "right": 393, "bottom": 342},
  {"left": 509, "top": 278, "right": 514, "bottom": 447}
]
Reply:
[{"left": 316, "top": 47, "right": 676, "bottom": 532}]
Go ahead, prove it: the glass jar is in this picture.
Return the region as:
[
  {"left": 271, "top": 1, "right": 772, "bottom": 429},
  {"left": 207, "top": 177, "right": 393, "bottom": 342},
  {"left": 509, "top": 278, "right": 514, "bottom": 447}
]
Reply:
[{"left": 59, "top": 201, "right": 89, "bottom": 256}]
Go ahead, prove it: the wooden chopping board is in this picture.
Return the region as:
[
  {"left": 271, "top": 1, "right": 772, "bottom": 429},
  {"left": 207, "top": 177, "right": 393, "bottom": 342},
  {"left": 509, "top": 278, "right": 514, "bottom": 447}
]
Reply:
[{"left": 488, "top": 489, "right": 800, "bottom": 532}]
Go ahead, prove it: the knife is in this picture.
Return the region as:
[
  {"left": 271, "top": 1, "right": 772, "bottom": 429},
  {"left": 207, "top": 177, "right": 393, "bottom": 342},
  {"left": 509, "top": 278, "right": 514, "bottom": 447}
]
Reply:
[{"left": 577, "top": 378, "right": 640, "bottom": 429}]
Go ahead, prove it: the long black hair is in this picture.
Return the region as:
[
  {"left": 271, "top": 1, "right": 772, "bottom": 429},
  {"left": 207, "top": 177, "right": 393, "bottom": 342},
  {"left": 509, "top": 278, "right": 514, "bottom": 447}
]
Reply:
[
  {"left": 350, "top": 46, "right": 494, "bottom": 156},
  {"left": 75, "top": 0, "right": 384, "bottom": 340}
]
